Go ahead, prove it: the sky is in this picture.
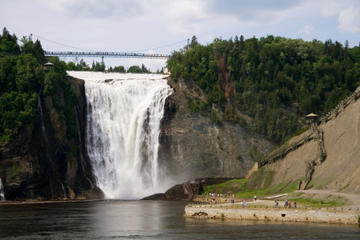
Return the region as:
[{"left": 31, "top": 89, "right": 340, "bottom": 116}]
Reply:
[{"left": 1, "top": 0, "right": 359, "bottom": 71}]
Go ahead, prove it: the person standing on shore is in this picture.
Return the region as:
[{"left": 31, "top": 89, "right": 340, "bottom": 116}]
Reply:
[{"left": 254, "top": 195, "right": 257, "bottom": 201}]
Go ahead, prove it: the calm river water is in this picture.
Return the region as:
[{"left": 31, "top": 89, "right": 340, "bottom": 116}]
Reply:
[{"left": 0, "top": 200, "right": 359, "bottom": 239}]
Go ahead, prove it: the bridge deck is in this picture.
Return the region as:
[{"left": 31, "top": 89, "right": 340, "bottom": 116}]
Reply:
[{"left": 45, "top": 51, "right": 170, "bottom": 59}]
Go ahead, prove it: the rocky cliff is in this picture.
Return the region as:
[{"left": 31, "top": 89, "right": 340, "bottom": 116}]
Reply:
[
  {"left": 158, "top": 77, "right": 275, "bottom": 183},
  {"left": 249, "top": 86, "right": 360, "bottom": 193},
  {"left": 0, "top": 77, "right": 103, "bottom": 200}
]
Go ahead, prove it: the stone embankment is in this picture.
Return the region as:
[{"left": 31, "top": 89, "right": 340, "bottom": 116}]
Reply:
[{"left": 185, "top": 202, "right": 360, "bottom": 225}]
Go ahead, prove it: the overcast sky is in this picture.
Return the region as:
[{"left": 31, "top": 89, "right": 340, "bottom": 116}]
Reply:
[{"left": 1, "top": 0, "right": 359, "bottom": 71}]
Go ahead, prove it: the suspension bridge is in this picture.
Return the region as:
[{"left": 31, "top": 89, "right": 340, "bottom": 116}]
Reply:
[{"left": 44, "top": 51, "right": 170, "bottom": 59}]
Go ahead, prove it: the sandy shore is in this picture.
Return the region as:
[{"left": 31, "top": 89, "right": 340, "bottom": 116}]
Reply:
[{"left": 185, "top": 201, "right": 360, "bottom": 225}]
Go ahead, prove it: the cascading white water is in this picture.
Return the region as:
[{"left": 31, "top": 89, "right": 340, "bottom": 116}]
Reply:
[
  {"left": 67, "top": 71, "right": 173, "bottom": 199},
  {"left": 0, "top": 178, "right": 5, "bottom": 201}
]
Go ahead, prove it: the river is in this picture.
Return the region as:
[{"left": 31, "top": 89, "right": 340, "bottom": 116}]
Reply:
[{"left": 0, "top": 201, "right": 359, "bottom": 239}]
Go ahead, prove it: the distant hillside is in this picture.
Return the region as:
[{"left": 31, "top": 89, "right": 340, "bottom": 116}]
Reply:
[{"left": 167, "top": 35, "right": 360, "bottom": 143}]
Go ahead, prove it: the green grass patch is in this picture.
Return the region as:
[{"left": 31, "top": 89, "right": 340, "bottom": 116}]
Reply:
[
  {"left": 234, "top": 181, "right": 299, "bottom": 199},
  {"left": 201, "top": 176, "right": 300, "bottom": 199},
  {"left": 201, "top": 178, "right": 248, "bottom": 195},
  {"left": 290, "top": 197, "right": 344, "bottom": 208}
]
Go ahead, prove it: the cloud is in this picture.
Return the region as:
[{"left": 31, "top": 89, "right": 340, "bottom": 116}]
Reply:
[
  {"left": 338, "top": 7, "right": 360, "bottom": 33},
  {"left": 161, "top": 0, "right": 210, "bottom": 34},
  {"left": 300, "top": 24, "right": 313, "bottom": 36},
  {"left": 320, "top": 2, "right": 341, "bottom": 17},
  {"left": 36, "top": 0, "right": 143, "bottom": 19},
  {"left": 206, "top": 0, "right": 303, "bottom": 22},
  {"left": 156, "top": 0, "right": 305, "bottom": 35}
]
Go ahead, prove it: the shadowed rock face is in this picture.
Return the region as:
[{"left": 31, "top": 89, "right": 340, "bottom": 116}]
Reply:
[
  {"left": 158, "top": 78, "right": 274, "bottom": 183},
  {"left": 0, "top": 77, "right": 103, "bottom": 200}
]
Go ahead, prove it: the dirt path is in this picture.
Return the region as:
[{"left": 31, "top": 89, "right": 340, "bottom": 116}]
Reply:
[{"left": 296, "top": 189, "right": 360, "bottom": 208}]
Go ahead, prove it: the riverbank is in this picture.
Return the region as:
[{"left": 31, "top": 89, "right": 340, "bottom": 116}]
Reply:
[{"left": 185, "top": 200, "right": 360, "bottom": 225}]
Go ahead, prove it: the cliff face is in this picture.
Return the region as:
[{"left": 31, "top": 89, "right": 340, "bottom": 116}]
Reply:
[
  {"left": 158, "top": 78, "right": 274, "bottom": 182},
  {"left": 0, "top": 77, "right": 103, "bottom": 200},
  {"left": 250, "top": 86, "right": 360, "bottom": 193}
]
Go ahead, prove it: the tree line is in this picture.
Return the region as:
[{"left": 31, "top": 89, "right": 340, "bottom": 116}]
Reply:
[
  {"left": 0, "top": 28, "right": 77, "bottom": 143},
  {"left": 167, "top": 35, "right": 360, "bottom": 143},
  {"left": 66, "top": 60, "right": 154, "bottom": 73}
]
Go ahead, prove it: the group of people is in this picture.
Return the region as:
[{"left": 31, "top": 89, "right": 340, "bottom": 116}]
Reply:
[
  {"left": 208, "top": 194, "right": 297, "bottom": 209},
  {"left": 277, "top": 200, "right": 297, "bottom": 208}
]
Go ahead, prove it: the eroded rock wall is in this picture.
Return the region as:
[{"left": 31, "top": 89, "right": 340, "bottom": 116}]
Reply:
[{"left": 158, "top": 78, "right": 274, "bottom": 183}]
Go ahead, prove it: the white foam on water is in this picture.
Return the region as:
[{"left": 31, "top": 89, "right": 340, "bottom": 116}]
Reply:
[{"left": 0, "top": 178, "right": 5, "bottom": 201}]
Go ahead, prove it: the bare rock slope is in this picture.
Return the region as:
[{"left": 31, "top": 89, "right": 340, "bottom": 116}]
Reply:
[{"left": 254, "top": 87, "right": 360, "bottom": 193}]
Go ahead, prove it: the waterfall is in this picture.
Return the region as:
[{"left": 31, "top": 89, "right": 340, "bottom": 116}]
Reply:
[
  {"left": 67, "top": 71, "right": 173, "bottom": 199},
  {"left": 0, "top": 178, "right": 5, "bottom": 201}
]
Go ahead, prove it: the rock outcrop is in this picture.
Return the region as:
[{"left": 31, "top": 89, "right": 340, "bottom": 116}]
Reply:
[
  {"left": 0, "top": 77, "right": 103, "bottom": 200},
  {"left": 158, "top": 77, "right": 274, "bottom": 183},
  {"left": 142, "top": 178, "right": 235, "bottom": 201}
]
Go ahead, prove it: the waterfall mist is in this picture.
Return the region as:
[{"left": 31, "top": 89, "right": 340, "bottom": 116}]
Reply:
[
  {"left": 67, "top": 71, "right": 173, "bottom": 199},
  {"left": 0, "top": 178, "right": 5, "bottom": 201}
]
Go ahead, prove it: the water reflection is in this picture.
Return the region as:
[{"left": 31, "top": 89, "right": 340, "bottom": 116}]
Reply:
[
  {"left": 0, "top": 200, "right": 359, "bottom": 239},
  {"left": 90, "top": 200, "right": 166, "bottom": 238}
]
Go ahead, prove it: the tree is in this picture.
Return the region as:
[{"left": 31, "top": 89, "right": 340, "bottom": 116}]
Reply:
[
  {"left": 190, "top": 35, "right": 199, "bottom": 48},
  {"left": 110, "top": 65, "right": 126, "bottom": 73},
  {"left": 0, "top": 27, "right": 20, "bottom": 55}
]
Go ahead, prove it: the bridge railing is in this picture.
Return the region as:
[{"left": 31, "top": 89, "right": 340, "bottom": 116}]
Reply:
[{"left": 44, "top": 51, "right": 170, "bottom": 59}]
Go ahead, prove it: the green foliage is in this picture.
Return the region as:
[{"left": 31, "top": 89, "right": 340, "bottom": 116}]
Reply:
[
  {"left": 91, "top": 61, "right": 105, "bottom": 71},
  {"left": 127, "top": 64, "right": 151, "bottom": 73},
  {"left": 108, "top": 65, "right": 126, "bottom": 73},
  {"left": 47, "top": 57, "right": 78, "bottom": 139},
  {"left": 249, "top": 146, "right": 265, "bottom": 163},
  {"left": 0, "top": 31, "right": 44, "bottom": 142},
  {"left": 186, "top": 97, "right": 208, "bottom": 113},
  {"left": 167, "top": 35, "right": 360, "bottom": 143},
  {"left": 0, "top": 29, "right": 79, "bottom": 143},
  {"left": 0, "top": 28, "right": 20, "bottom": 55},
  {"left": 20, "top": 37, "right": 45, "bottom": 63},
  {"left": 66, "top": 59, "right": 90, "bottom": 71},
  {"left": 65, "top": 60, "right": 153, "bottom": 73}
]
